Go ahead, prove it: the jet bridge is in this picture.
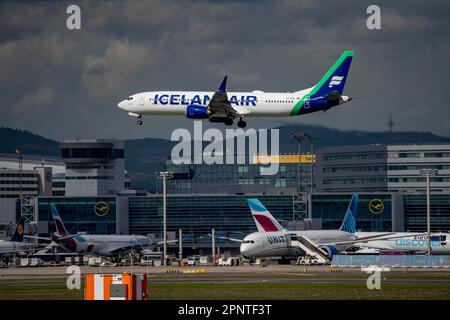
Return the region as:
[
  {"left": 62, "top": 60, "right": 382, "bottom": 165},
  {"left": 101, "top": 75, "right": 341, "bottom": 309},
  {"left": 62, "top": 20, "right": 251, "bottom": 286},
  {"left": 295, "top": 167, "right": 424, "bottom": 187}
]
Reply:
[{"left": 290, "top": 235, "right": 330, "bottom": 264}]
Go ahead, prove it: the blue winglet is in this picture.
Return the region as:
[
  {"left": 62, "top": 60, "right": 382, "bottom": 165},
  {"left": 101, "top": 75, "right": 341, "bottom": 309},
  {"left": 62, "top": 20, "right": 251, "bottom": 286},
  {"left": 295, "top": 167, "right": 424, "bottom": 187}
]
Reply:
[
  {"left": 339, "top": 194, "right": 358, "bottom": 234},
  {"left": 218, "top": 76, "right": 227, "bottom": 93}
]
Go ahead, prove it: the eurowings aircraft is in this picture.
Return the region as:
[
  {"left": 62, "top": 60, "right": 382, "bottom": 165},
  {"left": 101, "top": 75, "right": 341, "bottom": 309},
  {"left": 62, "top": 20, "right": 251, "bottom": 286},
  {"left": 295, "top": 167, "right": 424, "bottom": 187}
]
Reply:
[
  {"left": 241, "top": 194, "right": 442, "bottom": 258},
  {"left": 49, "top": 204, "right": 153, "bottom": 257},
  {"left": 118, "top": 51, "right": 354, "bottom": 127},
  {"left": 239, "top": 197, "right": 380, "bottom": 259}
]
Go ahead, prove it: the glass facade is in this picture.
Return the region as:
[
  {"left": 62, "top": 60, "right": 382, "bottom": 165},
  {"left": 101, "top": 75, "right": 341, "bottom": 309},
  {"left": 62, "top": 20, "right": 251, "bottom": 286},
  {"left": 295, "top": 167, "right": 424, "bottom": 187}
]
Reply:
[
  {"left": 129, "top": 195, "right": 294, "bottom": 247},
  {"left": 38, "top": 197, "right": 117, "bottom": 235},
  {"left": 165, "top": 158, "right": 309, "bottom": 194},
  {"left": 404, "top": 194, "right": 450, "bottom": 232},
  {"left": 311, "top": 194, "right": 392, "bottom": 231}
]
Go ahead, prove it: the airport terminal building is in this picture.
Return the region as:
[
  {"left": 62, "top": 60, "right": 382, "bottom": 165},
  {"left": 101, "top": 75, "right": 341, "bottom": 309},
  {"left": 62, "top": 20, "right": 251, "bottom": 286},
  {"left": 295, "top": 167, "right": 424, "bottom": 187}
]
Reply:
[{"left": 3, "top": 142, "right": 450, "bottom": 255}]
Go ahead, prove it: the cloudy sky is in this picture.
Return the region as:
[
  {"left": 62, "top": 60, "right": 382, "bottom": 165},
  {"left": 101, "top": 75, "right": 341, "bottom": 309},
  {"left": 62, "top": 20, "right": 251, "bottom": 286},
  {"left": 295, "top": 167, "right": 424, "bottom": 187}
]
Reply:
[{"left": 0, "top": 0, "right": 449, "bottom": 140}]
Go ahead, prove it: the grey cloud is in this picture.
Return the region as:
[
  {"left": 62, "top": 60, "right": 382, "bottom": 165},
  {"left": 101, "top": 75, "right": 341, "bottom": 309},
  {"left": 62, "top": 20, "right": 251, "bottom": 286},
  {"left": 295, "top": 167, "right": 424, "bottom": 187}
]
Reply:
[{"left": 0, "top": 0, "right": 449, "bottom": 141}]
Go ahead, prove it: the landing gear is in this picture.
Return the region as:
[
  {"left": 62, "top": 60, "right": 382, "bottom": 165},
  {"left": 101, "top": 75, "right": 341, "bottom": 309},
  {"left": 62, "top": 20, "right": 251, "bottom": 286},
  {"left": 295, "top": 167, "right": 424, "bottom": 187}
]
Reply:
[
  {"left": 137, "top": 120, "right": 143, "bottom": 125},
  {"left": 224, "top": 118, "right": 233, "bottom": 126},
  {"left": 237, "top": 119, "right": 247, "bottom": 128}
]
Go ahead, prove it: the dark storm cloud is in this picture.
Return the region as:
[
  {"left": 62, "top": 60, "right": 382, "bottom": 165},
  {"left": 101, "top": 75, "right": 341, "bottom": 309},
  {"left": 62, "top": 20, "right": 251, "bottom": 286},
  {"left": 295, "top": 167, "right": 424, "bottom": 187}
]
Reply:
[{"left": 0, "top": 0, "right": 449, "bottom": 140}]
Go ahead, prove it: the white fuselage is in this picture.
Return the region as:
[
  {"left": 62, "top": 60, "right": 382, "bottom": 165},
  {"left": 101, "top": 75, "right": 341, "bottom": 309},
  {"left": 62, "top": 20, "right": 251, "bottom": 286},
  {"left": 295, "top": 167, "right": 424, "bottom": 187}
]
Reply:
[
  {"left": 240, "top": 230, "right": 353, "bottom": 257},
  {"left": 0, "top": 241, "right": 27, "bottom": 256},
  {"left": 62, "top": 234, "right": 152, "bottom": 257},
  {"left": 117, "top": 88, "right": 332, "bottom": 118},
  {"left": 354, "top": 232, "right": 450, "bottom": 255}
]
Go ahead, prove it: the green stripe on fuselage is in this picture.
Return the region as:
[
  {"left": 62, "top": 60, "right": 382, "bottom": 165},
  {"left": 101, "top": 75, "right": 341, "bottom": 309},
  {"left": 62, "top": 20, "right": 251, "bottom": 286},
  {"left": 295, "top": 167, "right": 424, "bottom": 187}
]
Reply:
[{"left": 289, "top": 50, "right": 354, "bottom": 116}]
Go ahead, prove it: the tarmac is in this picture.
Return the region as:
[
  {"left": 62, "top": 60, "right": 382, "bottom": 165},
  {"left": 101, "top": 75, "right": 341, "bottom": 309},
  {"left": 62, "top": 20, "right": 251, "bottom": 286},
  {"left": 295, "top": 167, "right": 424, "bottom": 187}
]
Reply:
[{"left": 1, "top": 265, "right": 449, "bottom": 286}]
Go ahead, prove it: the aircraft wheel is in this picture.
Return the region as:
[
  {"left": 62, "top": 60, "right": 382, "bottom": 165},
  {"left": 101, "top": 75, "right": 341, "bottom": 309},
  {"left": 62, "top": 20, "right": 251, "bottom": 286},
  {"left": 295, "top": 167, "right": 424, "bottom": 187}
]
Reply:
[
  {"left": 224, "top": 118, "right": 233, "bottom": 126},
  {"left": 137, "top": 120, "right": 143, "bottom": 126},
  {"left": 237, "top": 120, "right": 247, "bottom": 128}
]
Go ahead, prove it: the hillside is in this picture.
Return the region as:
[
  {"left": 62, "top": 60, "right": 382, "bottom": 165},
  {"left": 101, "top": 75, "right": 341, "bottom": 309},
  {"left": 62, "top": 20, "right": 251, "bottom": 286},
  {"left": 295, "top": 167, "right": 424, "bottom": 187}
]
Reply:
[{"left": 1, "top": 125, "right": 450, "bottom": 191}]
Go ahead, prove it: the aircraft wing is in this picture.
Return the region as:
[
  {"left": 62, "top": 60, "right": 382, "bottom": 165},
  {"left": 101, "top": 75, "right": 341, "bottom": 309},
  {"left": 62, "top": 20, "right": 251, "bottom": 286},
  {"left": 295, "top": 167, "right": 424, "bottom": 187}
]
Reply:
[
  {"left": 353, "top": 243, "right": 395, "bottom": 251},
  {"left": 208, "top": 233, "right": 243, "bottom": 243},
  {"left": 207, "top": 76, "right": 245, "bottom": 119},
  {"left": 156, "top": 240, "right": 178, "bottom": 246},
  {"left": 332, "top": 232, "right": 428, "bottom": 247},
  {"left": 25, "top": 235, "right": 52, "bottom": 242}
]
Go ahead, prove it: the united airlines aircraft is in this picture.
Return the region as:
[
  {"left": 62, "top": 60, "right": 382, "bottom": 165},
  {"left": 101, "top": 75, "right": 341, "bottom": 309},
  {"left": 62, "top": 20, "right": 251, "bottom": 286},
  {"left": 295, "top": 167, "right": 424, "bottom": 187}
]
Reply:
[{"left": 118, "top": 51, "right": 354, "bottom": 127}]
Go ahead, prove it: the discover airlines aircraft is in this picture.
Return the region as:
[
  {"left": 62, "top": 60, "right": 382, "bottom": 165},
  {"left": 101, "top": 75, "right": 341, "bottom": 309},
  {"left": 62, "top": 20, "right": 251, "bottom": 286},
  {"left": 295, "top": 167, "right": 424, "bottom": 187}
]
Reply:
[{"left": 118, "top": 51, "right": 354, "bottom": 127}]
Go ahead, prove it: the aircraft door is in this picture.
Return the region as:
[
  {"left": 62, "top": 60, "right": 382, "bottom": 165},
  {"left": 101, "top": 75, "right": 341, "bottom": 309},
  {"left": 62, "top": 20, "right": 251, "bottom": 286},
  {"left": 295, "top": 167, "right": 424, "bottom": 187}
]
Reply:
[{"left": 139, "top": 96, "right": 145, "bottom": 106}]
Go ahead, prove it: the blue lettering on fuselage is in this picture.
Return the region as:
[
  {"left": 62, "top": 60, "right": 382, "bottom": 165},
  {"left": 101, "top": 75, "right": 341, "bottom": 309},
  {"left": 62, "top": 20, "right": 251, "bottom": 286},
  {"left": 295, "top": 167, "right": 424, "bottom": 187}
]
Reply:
[
  {"left": 267, "top": 235, "right": 284, "bottom": 245},
  {"left": 170, "top": 94, "right": 180, "bottom": 105},
  {"left": 395, "top": 238, "right": 441, "bottom": 247},
  {"left": 159, "top": 94, "right": 169, "bottom": 105},
  {"left": 155, "top": 94, "right": 257, "bottom": 106}
]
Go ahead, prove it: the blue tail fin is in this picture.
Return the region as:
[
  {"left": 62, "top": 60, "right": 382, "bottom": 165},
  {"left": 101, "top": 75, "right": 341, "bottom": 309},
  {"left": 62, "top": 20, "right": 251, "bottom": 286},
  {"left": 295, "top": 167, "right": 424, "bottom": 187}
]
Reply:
[
  {"left": 10, "top": 216, "right": 26, "bottom": 242},
  {"left": 339, "top": 194, "right": 357, "bottom": 233},
  {"left": 314, "top": 50, "right": 354, "bottom": 96}
]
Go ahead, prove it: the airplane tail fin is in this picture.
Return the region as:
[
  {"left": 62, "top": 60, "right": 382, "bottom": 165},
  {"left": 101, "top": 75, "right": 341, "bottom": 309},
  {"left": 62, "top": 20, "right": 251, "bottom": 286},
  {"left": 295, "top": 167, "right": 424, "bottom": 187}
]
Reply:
[
  {"left": 339, "top": 194, "right": 358, "bottom": 233},
  {"left": 314, "top": 50, "right": 354, "bottom": 96},
  {"left": 10, "top": 216, "right": 26, "bottom": 242},
  {"left": 247, "top": 199, "right": 284, "bottom": 232},
  {"left": 50, "top": 204, "right": 69, "bottom": 236}
]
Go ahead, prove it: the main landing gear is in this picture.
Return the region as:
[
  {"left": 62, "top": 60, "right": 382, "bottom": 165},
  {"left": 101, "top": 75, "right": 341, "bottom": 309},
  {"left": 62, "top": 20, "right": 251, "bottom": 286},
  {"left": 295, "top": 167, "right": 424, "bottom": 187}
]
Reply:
[
  {"left": 237, "top": 118, "right": 247, "bottom": 128},
  {"left": 224, "top": 118, "right": 233, "bottom": 126}
]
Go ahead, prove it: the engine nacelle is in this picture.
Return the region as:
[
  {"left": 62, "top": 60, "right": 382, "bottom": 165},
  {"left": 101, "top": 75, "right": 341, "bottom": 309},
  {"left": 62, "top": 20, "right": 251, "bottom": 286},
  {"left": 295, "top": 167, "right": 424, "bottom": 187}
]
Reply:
[
  {"left": 185, "top": 104, "right": 209, "bottom": 119},
  {"left": 304, "top": 96, "right": 331, "bottom": 110},
  {"left": 318, "top": 245, "right": 340, "bottom": 259}
]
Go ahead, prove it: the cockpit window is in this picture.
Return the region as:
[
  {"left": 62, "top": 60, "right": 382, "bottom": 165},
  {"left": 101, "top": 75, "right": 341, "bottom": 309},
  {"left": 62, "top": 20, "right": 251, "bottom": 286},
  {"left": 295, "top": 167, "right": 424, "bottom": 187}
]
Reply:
[{"left": 127, "top": 96, "right": 133, "bottom": 100}]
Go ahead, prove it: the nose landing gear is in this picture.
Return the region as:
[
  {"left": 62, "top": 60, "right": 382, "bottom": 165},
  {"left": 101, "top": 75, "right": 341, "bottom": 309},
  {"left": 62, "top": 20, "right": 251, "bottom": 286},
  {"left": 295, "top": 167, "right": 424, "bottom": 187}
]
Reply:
[{"left": 137, "top": 115, "right": 143, "bottom": 126}]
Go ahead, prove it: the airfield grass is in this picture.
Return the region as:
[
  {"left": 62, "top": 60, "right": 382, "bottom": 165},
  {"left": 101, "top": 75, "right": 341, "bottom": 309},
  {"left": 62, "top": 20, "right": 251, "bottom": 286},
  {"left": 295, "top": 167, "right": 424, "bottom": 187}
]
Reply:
[{"left": 0, "top": 282, "right": 449, "bottom": 300}]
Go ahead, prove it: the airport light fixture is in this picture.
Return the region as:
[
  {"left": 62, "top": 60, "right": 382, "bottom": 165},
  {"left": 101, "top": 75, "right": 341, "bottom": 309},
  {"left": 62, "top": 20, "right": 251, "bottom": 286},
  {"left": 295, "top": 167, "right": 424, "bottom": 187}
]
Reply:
[
  {"left": 418, "top": 168, "right": 438, "bottom": 255},
  {"left": 156, "top": 171, "right": 173, "bottom": 266}
]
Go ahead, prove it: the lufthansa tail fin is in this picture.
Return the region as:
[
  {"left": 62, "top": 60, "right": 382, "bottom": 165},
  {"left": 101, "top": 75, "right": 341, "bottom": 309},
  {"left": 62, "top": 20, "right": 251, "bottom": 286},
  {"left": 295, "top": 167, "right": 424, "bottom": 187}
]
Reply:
[
  {"left": 314, "top": 50, "right": 354, "bottom": 96},
  {"left": 247, "top": 199, "right": 285, "bottom": 232},
  {"left": 10, "top": 216, "right": 26, "bottom": 242},
  {"left": 50, "top": 204, "right": 69, "bottom": 236},
  {"left": 339, "top": 194, "right": 358, "bottom": 233}
]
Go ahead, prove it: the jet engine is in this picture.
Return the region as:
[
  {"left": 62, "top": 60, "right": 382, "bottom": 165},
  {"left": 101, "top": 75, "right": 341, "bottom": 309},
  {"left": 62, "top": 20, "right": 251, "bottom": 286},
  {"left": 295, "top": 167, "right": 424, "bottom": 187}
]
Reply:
[
  {"left": 318, "top": 244, "right": 340, "bottom": 259},
  {"left": 185, "top": 104, "right": 209, "bottom": 119}
]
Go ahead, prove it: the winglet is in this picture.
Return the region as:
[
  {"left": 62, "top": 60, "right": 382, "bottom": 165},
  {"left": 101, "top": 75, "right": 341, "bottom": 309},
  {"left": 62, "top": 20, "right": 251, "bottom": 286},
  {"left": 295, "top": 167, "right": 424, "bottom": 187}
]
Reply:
[
  {"left": 218, "top": 75, "right": 228, "bottom": 94},
  {"left": 339, "top": 193, "right": 358, "bottom": 233}
]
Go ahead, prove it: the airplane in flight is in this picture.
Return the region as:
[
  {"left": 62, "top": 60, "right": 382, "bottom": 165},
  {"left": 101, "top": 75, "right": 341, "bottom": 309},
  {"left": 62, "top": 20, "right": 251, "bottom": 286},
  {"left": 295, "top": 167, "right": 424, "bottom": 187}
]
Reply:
[
  {"left": 0, "top": 217, "right": 27, "bottom": 257},
  {"left": 48, "top": 204, "right": 154, "bottom": 258},
  {"left": 118, "top": 51, "right": 354, "bottom": 128}
]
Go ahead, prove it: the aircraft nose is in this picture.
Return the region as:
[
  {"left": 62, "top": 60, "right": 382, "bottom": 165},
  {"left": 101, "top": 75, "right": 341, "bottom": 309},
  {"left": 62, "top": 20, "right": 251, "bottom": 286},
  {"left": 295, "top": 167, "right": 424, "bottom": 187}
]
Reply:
[
  {"left": 240, "top": 243, "right": 249, "bottom": 256},
  {"left": 117, "top": 100, "right": 126, "bottom": 110}
]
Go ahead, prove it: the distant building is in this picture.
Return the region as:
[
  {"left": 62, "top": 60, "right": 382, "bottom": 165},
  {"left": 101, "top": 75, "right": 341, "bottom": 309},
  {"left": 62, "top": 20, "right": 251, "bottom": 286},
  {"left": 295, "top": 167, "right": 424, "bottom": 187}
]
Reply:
[
  {"left": 165, "top": 154, "right": 314, "bottom": 195},
  {"left": 61, "top": 139, "right": 126, "bottom": 196},
  {"left": 315, "top": 144, "right": 450, "bottom": 193}
]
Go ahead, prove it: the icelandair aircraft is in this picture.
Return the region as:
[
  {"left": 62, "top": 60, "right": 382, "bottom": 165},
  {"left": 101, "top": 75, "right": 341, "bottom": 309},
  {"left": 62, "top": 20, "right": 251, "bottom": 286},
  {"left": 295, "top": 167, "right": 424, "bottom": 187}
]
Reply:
[
  {"left": 118, "top": 51, "right": 354, "bottom": 127},
  {"left": 49, "top": 205, "right": 152, "bottom": 257},
  {"left": 0, "top": 217, "right": 27, "bottom": 257}
]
